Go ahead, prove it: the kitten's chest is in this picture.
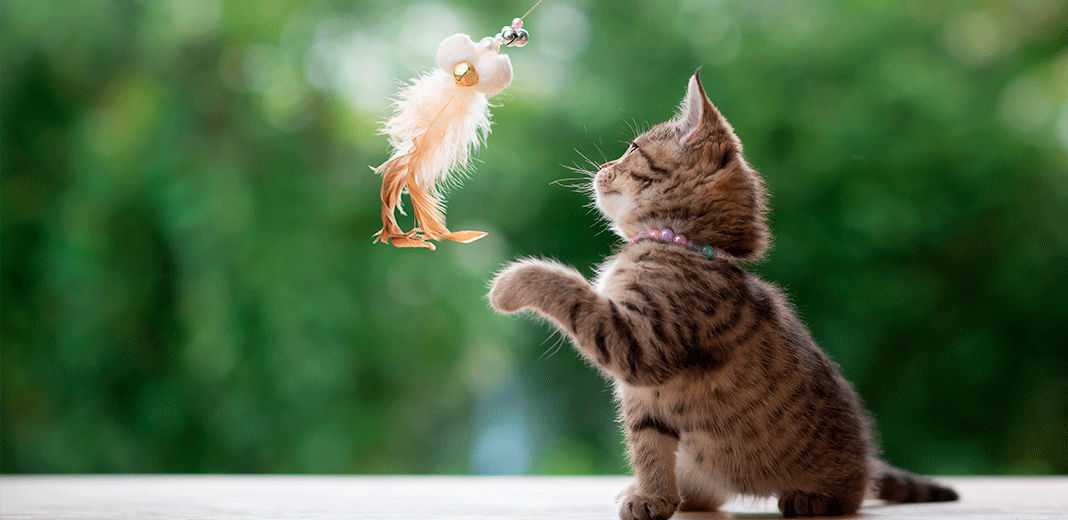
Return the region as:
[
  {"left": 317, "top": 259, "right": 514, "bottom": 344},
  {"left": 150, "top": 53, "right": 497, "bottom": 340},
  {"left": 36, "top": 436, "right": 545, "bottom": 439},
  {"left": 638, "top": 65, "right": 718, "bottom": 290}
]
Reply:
[
  {"left": 593, "top": 258, "right": 621, "bottom": 295},
  {"left": 616, "top": 383, "right": 670, "bottom": 419}
]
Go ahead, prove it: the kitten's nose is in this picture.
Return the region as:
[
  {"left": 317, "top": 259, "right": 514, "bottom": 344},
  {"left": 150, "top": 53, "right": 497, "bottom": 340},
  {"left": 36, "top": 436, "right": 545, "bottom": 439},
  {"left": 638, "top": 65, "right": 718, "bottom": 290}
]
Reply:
[{"left": 596, "top": 168, "right": 616, "bottom": 191}]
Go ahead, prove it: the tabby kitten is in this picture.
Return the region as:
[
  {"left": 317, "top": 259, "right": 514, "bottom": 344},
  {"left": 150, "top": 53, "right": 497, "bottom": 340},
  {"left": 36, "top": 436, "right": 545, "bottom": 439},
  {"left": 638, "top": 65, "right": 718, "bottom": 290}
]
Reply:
[{"left": 488, "top": 72, "right": 958, "bottom": 519}]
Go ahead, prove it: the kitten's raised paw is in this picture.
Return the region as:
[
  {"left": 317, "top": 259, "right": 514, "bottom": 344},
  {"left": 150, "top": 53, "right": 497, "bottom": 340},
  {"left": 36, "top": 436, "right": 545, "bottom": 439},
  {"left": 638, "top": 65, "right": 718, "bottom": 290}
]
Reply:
[
  {"left": 618, "top": 489, "right": 679, "bottom": 520},
  {"left": 487, "top": 263, "right": 537, "bottom": 313},
  {"left": 777, "top": 491, "right": 851, "bottom": 517},
  {"left": 488, "top": 259, "right": 579, "bottom": 313}
]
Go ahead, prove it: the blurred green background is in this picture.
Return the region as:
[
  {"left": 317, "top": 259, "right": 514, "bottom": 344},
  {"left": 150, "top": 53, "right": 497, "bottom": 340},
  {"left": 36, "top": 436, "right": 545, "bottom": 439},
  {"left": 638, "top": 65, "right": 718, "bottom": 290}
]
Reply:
[{"left": 3, "top": 0, "right": 1067, "bottom": 475}]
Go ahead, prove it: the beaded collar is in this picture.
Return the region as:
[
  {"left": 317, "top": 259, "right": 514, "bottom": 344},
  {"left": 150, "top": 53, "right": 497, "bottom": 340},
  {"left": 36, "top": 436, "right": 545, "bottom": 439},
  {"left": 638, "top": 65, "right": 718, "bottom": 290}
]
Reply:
[{"left": 631, "top": 228, "right": 730, "bottom": 261}]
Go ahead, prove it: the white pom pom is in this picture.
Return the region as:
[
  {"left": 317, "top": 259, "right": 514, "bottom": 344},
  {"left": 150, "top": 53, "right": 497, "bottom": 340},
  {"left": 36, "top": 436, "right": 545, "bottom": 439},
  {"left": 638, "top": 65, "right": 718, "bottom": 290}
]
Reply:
[
  {"left": 436, "top": 33, "right": 479, "bottom": 72},
  {"left": 473, "top": 51, "right": 512, "bottom": 96},
  {"left": 434, "top": 33, "right": 513, "bottom": 97}
]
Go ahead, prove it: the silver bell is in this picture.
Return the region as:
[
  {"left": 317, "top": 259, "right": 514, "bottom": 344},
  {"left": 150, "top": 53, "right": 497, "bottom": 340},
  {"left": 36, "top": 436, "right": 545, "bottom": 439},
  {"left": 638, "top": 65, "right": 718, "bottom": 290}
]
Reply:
[
  {"left": 512, "top": 28, "right": 529, "bottom": 47},
  {"left": 499, "top": 26, "right": 518, "bottom": 45}
]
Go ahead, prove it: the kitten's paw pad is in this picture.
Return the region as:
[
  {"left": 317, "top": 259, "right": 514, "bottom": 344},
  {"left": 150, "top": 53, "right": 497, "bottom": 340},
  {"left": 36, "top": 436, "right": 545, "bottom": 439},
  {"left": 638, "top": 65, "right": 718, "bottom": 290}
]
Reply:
[
  {"left": 777, "top": 491, "right": 849, "bottom": 517},
  {"left": 618, "top": 491, "right": 678, "bottom": 520}
]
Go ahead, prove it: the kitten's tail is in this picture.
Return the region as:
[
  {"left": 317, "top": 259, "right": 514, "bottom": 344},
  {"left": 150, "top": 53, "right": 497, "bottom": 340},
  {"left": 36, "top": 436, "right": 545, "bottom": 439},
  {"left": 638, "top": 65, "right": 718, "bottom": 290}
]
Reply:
[{"left": 872, "top": 460, "right": 959, "bottom": 503}]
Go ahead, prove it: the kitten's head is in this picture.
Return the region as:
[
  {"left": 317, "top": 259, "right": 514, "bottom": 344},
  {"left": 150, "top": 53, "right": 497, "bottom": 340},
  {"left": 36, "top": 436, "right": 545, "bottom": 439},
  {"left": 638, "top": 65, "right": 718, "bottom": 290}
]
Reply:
[{"left": 594, "top": 71, "right": 769, "bottom": 261}]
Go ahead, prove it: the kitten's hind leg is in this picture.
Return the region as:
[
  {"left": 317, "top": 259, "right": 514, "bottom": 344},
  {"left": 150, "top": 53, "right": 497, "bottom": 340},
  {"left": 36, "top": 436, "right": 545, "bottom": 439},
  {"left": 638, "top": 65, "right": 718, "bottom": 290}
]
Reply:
[
  {"left": 678, "top": 479, "right": 729, "bottom": 512},
  {"left": 675, "top": 449, "right": 731, "bottom": 511}
]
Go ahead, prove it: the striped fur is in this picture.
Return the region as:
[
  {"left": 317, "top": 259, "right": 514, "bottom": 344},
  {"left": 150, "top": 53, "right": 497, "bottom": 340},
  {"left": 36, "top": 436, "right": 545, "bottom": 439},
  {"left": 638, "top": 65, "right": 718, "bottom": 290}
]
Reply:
[{"left": 489, "top": 72, "right": 957, "bottom": 519}]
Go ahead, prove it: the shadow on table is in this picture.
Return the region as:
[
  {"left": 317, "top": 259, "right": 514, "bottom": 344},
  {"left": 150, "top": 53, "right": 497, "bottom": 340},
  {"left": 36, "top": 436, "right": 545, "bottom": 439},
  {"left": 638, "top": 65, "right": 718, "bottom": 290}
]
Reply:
[{"left": 678, "top": 511, "right": 865, "bottom": 520}]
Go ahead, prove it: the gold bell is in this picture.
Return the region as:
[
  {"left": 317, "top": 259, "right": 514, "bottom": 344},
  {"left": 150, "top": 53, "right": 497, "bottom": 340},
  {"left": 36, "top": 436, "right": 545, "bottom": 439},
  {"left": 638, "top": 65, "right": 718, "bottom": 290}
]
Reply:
[{"left": 453, "top": 62, "right": 478, "bottom": 87}]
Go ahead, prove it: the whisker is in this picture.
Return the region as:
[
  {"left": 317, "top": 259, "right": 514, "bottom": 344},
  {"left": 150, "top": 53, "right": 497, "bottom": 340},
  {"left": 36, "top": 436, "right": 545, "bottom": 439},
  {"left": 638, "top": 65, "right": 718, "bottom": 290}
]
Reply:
[
  {"left": 574, "top": 148, "right": 601, "bottom": 170},
  {"left": 558, "top": 185, "right": 595, "bottom": 194},
  {"left": 562, "top": 164, "right": 596, "bottom": 177},
  {"left": 593, "top": 144, "right": 609, "bottom": 165},
  {"left": 554, "top": 164, "right": 596, "bottom": 195}
]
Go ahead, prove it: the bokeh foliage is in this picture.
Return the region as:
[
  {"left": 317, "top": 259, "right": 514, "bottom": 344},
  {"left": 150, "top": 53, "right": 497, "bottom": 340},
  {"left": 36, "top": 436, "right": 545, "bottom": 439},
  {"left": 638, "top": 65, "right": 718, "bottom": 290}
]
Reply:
[{"left": 3, "top": 0, "right": 1066, "bottom": 475}]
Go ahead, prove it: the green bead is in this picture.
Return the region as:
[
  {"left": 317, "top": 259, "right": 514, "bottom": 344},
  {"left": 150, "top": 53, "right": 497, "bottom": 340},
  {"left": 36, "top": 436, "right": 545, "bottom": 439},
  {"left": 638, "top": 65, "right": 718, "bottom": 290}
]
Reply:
[{"left": 701, "top": 245, "right": 715, "bottom": 258}]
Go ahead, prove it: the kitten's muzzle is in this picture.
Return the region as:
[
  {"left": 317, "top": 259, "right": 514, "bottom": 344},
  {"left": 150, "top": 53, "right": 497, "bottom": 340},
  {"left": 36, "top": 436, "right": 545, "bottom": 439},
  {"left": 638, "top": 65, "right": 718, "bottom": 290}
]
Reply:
[{"left": 595, "top": 166, "right": 619, "bottom": 194}]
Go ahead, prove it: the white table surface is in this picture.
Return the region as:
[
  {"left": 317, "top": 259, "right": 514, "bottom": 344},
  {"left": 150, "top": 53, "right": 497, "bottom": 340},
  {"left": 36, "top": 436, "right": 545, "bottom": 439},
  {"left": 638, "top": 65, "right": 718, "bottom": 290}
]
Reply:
[{"left": 2, "top": 475, "right": 1065, "bottom": 519}]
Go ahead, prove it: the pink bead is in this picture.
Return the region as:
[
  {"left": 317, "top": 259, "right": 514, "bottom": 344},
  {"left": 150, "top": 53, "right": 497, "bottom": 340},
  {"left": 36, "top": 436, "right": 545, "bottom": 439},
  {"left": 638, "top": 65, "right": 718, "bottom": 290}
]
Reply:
[
  {"left": 658, "top": 228, "right": 674, "bottom": 241},
  {"left": 649, "top": 229, "right": 660, "bottom": 238},
  {"left": 673, "top": 234, "right": 688, "bottom": 246},
  {"left": 512, "top": 17, "right": 523, "bottom": 29}
]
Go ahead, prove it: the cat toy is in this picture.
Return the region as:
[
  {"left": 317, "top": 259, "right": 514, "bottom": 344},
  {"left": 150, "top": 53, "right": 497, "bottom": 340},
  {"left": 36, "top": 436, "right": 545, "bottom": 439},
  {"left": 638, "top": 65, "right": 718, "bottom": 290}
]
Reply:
[{"left": 372, "top": 2, "right": 540, "bottom": 250}]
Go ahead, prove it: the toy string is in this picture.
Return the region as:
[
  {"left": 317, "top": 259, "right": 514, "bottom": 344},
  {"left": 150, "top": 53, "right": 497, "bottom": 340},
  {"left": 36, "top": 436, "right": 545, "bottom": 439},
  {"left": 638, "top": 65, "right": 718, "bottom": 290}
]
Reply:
[{"left": 519, "top": 0, "right": 544, "bottom": 21}]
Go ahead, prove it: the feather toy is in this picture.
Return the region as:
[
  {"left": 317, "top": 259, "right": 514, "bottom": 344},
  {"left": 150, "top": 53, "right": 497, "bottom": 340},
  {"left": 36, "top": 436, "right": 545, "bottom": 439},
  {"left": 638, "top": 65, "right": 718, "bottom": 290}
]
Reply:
[{"left": 373, "top": 5, "right": 539, "bottom": 250}]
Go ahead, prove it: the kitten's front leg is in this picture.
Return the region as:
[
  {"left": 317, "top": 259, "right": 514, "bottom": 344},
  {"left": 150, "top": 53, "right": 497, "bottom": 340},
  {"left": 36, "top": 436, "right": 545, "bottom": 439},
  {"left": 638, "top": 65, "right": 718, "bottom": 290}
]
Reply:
[
  {"left": 618, "top": 414, "right": 681, "bottom": 520},
  {"left": 489, "top": 258, "right": 594, "bottom": 316},
  {"left": 490, "top": 258, "right": 680, "bottom": 386}
]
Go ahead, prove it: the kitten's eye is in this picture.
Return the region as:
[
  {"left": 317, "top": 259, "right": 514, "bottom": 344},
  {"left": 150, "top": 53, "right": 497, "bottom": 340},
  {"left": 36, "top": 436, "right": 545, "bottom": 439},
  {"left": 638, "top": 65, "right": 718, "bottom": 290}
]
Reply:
[{"left": 626, "top": 141, "right": 638, "bottom": 154}]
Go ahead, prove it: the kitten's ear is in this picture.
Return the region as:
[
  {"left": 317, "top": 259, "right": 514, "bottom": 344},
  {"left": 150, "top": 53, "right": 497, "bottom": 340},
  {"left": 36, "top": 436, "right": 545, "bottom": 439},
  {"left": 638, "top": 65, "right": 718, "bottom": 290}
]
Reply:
[{"left": 676, "top": 70, "right": 727, "bottom": 145}]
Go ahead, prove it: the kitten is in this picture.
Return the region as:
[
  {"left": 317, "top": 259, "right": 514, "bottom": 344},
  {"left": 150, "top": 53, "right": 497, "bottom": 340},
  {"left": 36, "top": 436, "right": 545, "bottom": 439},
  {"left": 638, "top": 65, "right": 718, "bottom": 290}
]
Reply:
[{"left": 488, "top": 72, "right": 958, "bottom": 519}]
